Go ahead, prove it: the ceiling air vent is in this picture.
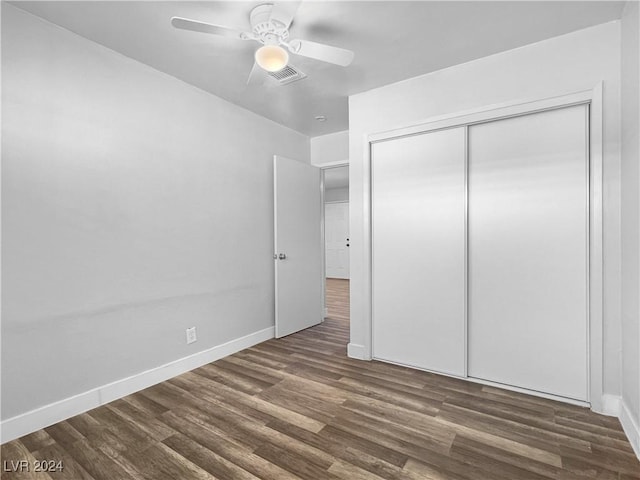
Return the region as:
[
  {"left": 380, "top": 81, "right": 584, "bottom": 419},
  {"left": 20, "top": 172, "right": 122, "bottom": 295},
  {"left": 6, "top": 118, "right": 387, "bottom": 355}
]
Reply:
[{"left": 268, "top": 65, "right": 307, "bottom": 85}]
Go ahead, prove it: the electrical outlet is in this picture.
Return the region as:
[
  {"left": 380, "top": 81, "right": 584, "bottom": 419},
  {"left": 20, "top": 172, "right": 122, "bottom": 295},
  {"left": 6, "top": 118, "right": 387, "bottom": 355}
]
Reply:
[{"left": 186, "top": 327, "right": 197, "bottom": 344}]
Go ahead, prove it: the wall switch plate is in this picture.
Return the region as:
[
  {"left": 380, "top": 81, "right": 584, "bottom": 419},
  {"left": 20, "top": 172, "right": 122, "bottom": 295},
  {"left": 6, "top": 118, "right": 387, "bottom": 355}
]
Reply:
[
  {"left": 186, "top": 327, "right": 197, "bottom": 344},
  {"left": 324, "top": 307, "right": 329, "bottom": 317}
]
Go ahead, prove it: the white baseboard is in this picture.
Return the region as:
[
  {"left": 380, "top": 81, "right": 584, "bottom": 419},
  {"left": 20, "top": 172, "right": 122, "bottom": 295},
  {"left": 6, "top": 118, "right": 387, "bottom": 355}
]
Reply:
[
  {"left": 620, "top": 399, "right": 640, "bottom": 460},
  {"left": 600, "top": 393, "right": 621, "bottom": 417},
  {"left": 347, "top": 342, "right": 367, "bottom": 360},
  {"left": 0, "top": 326, "right": 274, "bottom": 444}
]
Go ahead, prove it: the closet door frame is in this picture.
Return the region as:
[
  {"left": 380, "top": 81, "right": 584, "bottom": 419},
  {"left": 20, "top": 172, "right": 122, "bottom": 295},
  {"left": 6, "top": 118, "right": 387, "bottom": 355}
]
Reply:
[{"left": 364, "top": 84, "right": 604, "bottom": 412}]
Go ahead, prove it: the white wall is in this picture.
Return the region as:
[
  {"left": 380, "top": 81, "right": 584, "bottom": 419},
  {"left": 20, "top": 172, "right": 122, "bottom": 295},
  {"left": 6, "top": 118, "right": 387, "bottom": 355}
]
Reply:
[
  {"left": 620, "top": 0, "right": 640, "bottom": 456},
  {"left": 325, "top": 187, "right": 349, "bottom": 203},
  {"left": 311, "top": 130, "right": 349, "bottom": 167},
  {"left": 1, "top": 5, "right": 309, "bottom": 422},
  {"left": 348, "top": 22, "right": 622, "bottom": 401}
]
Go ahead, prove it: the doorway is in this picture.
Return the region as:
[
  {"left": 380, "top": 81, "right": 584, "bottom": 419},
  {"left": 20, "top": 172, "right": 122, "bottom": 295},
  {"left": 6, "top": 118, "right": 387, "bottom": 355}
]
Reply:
[{"left": 323, "top": 165, "right": 350, "bottom": 327}]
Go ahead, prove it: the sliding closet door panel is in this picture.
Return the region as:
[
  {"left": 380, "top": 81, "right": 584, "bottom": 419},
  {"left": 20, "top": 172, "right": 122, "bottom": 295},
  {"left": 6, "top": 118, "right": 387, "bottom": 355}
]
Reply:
[
  {"left": 468, "top": 105, "right": 588, "bottom": 401},
  {"left": 372, "top": 127, "right": 466, "bottom": 376}
]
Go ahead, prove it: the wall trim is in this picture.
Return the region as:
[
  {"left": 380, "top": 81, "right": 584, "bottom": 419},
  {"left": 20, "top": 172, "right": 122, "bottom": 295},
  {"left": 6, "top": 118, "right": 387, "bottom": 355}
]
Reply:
[
  {"left": 368, "top": 88, "right": 594, "bottom": 143},
  {"left": 0, "top": 326, "right": 274, "bottom": 444},
  {"left": 347, "top": 342, "right": 366, "bottom": 360},
  {"left": 620, "top": 399, "right": 640, "bottom": 460},
  {"left": 601, "top": 394, "right": 622, "bottom": 417}
]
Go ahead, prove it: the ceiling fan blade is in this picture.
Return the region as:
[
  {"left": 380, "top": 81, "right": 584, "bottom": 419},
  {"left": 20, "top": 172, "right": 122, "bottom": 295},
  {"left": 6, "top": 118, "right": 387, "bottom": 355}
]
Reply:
[
  {"left": 269, "top": 1, "right": 301, "bottom": 30},
  {"left": 171, "top": 17, "right": 249, "bottom": 40},
  {"left": 288, "top": 39, "right": 354, "bottom": 67}
]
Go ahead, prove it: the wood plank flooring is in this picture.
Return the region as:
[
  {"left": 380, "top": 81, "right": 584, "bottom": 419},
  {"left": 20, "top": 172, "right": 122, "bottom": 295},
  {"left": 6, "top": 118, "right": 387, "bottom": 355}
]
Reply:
[{"left": 2, "top": 278, "right": 638, "bottom": 479}]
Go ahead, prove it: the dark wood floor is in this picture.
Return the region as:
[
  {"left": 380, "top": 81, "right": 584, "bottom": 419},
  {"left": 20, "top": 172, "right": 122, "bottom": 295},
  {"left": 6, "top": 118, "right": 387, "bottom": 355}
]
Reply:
[{"left": 2, "top": 278, "right": 638, "bottom": 479}]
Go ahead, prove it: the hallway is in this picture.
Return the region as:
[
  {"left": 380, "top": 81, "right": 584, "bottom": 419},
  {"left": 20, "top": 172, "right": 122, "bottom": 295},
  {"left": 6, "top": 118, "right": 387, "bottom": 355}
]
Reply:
[{"left": 326, "top": 278, "right": 349, "bottom": 325}]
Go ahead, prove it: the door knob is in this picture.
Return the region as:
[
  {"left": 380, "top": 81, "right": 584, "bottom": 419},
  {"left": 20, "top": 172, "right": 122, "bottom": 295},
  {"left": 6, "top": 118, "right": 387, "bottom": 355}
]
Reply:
[{"left": 278, "top": 253, "right": 287, "bottom": 260}]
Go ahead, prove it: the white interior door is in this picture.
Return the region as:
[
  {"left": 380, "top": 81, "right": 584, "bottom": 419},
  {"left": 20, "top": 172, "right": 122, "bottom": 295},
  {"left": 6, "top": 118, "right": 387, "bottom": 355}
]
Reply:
[
  {"left": 325, "top": 202, "right": 350, "bottom": 279},
  {"left": 274, "top": 155, "right": 323, "bottom": 338},
  {"left": 468, "top": 105, "right": 589, "bottom": 401},
  {"left": 372, "top": 127, "right": 467, "bottom": 376}
]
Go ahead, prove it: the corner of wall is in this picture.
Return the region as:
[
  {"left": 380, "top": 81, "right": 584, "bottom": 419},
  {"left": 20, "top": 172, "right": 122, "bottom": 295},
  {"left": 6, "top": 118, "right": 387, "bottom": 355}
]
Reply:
[
  {"left": 347, "top": 343, "right": 367, "bottom": 360},
  {"left": 601, "top": 393, "right": 622, "bottom": 417}
]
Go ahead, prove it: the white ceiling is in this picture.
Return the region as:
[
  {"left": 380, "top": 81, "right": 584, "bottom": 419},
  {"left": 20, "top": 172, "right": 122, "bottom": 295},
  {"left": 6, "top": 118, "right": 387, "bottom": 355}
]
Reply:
[
  {"left": 11, "top": 1, "right": 625, "bottom": 137},
  {"left": 324, "top": 165, "right": 349, "bottom": 190}
]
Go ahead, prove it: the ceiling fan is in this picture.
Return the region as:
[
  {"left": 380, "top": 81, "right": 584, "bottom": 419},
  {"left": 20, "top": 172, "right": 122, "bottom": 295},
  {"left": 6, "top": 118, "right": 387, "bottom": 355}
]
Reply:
[{"left": 171, "top": 2, "right": 355, "bottom": 84}]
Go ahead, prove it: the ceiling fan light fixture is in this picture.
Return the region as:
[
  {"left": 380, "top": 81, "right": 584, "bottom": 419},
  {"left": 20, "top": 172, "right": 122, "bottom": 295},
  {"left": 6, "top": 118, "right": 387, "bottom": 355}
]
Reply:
[{"left": 255, "top": 45, "right": 289, "bottom": 72}]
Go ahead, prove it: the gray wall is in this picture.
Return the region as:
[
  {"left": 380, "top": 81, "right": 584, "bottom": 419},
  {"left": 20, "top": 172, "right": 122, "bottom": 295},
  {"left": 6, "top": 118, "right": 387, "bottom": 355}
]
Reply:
[
  {"left": 311, "top": 131, "right": 349, "bottom": 167},
  {"left": 1, "top": 5, "right": 309, "bottom": 420},
  {"left": 621, "top": 0, "right": 640, "bottom": 452},
  {"left": 325, "top": 187, "right": 349, "bottom": 203}
]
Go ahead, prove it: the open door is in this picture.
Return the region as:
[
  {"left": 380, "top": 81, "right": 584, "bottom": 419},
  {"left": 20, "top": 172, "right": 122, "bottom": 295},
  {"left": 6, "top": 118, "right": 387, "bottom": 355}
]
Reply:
[{"left": 274, "top": 155, "right": 323, "bottom": 338}]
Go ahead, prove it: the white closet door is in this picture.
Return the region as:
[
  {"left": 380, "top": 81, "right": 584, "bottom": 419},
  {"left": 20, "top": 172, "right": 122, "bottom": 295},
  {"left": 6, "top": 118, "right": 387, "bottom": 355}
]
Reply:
[
  {"left": 372, "top": 127, "right": 466, "bottom": 376},
  {"left": 468, "top": 105, "right": 589, "bottom": 401}
]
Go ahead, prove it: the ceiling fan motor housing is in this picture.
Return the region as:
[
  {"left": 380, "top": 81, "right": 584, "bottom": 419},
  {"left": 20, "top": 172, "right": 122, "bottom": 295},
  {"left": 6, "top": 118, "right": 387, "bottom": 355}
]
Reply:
[{"left": 250, "top": 3, "right": 289, "bottom": 45}]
